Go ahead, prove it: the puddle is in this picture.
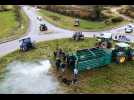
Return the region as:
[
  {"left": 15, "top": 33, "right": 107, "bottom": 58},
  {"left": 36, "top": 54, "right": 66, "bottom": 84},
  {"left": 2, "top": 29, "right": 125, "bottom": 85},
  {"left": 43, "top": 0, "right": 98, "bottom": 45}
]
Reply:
[{"left": 0, "top": 60, "right": 65, "bottom": 94}]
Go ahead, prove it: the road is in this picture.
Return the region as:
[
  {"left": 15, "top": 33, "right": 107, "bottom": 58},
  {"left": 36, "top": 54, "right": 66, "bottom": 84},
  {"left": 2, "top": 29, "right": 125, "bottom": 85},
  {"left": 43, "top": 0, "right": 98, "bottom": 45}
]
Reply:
[{"left": 0, "top": 5, "right": 134, "bottom": 57}]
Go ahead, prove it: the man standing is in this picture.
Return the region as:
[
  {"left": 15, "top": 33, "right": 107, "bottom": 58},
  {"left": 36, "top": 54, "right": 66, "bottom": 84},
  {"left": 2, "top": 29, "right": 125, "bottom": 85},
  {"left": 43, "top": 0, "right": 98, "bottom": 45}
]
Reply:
[
  {"left": 55, "top": 58, "right": 61, "bottom": 71},
  {"left": 72, "top": 68, "right": 78, "bottom": 84},
  {"left": 60, "top": 61, "right": 66, "bottom": 78}
]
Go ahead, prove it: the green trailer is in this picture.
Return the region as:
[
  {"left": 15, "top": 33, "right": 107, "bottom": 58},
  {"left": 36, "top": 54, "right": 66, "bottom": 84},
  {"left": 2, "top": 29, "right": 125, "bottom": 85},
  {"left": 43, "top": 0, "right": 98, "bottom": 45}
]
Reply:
[{"left": 68, "top": 48, "right": 112, "bottom": 71}]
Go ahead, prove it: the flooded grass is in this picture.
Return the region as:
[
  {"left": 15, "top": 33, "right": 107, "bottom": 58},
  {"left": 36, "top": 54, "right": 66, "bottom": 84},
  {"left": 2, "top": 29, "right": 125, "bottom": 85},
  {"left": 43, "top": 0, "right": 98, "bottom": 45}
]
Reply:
[{"left": 0, "top": 60, "right": 65, "bottom": 94}]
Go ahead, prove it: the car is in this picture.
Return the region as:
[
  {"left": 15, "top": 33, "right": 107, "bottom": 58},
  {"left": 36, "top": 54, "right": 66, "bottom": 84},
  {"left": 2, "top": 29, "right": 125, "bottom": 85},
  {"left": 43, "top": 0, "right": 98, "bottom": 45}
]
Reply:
[
  {"left": 125, "top": 25, "right": 133, "bottom": 33},
  {"left": 37, "top": 16, "right": 42, "bottom": 21}
]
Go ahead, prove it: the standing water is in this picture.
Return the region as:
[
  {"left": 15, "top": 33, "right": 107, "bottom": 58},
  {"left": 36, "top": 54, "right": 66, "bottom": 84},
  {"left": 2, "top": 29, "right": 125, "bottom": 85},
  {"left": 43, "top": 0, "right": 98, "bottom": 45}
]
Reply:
[{"left": 0, "top": 60, "right": 65, "bottom": 94}]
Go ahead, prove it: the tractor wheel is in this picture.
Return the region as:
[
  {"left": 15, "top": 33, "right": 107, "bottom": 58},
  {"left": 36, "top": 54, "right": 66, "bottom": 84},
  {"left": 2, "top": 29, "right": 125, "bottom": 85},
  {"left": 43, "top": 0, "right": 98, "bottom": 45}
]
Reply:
[
  {"left": 40, "top": 26, "right": 42, "bottom": 31},
  {"left": 116, "top": 55, "right": 126, "bottom": 64},
  {"left": 73, "top": 35, "right": 75, "bottom": 40},
  {"left": 22, "top": 47, "right": 26, "bottom": 52},
  {"left": 107, "top": 42, "right": 112, "bottom": 48},
  {"left": 76, "top": 36, "right": 79, "bottom": 41}
]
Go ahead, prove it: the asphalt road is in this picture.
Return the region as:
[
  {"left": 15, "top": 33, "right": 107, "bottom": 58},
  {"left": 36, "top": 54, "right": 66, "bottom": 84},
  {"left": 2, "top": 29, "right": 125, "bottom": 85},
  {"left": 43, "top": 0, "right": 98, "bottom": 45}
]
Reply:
[{"left": 0, "top": 5, "right": 134, "bottom": 57}]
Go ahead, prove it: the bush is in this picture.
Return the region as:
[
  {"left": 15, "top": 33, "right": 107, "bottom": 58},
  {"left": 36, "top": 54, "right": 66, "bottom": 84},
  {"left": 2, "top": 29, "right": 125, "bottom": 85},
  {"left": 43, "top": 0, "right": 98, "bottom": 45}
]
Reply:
[
  {"left": 49, "top": 15, "right": 60, "bottom": 21},
  {"left": 0, "top": 5, "right": 10, "bottom": 12},
  {"left": 111, "top": 16, "right": 124, "bottom": 23},
  {"left": 104, "top": 19, "right": 112, "bottom": 25},
  {"left": 128, "top": 11, "right": 134, "bottom": 18}
]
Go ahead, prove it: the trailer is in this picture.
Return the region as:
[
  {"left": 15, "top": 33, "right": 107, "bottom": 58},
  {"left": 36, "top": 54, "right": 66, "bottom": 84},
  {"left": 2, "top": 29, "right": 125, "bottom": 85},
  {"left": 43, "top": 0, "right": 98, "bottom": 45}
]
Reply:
[{"left": 68, "top": 48, "right": 112, "bottom": 71}]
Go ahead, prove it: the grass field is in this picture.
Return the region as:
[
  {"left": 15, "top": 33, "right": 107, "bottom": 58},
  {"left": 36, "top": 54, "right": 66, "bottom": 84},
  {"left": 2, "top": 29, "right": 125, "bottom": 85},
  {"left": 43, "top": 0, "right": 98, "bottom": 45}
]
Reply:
[
  {"left": 1, "top": 38, "right": 134, "bottom": 93},
  {"left": 0, "top": 11, "right": 18, "bottom": 39},
  {"left": 0, "top": 8, "right": 29, "bottom": 42},
  {"left": 39, "top": 9, "right": 128, "bottom": 31}
]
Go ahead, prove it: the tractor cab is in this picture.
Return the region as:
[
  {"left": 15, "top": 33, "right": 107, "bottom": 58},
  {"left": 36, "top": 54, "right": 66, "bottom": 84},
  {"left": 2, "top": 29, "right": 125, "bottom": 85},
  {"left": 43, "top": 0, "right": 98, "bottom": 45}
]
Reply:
[
  {"left": 96, "top": 33, "right": 112, "bottom": 48},
  {"left": 72, "top": 31, "right": 84, "bottom": 41},
  {"left": 114, "top": 42, "right": 130, "bottom": 52},
  {"left": 40, "top": 24, "right": 47, "bottom": 31},
  {"left": 19, "top": 37, "right": 35, "bottom": 52},
  {"left": 112, "top": 42, "right": 134, "bottom": 64}
]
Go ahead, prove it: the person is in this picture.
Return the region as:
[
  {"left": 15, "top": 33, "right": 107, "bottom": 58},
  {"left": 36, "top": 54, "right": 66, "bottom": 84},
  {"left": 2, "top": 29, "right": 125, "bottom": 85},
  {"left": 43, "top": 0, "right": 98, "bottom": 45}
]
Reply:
[
  {"left": 60, "top": 61, "right": 66, "bottom": 78},
  {"left": 54, "top": 48, "right": 61, "bottom": 58},
  {"left": 72, "top": 68, "right": 78, "bottom": 84},
  {"left": 61, "top": 51, "right": 66, "bottom": 62},
  {"left": 55, "top": 58, "right": 61, "bottom": 71}
]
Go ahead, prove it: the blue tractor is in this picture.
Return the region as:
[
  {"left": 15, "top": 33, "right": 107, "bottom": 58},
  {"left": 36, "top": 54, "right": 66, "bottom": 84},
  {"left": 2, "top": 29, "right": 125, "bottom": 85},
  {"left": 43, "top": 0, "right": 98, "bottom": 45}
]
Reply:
[{"left": 19, "top": 37, "right": 35, "bottom": 52}]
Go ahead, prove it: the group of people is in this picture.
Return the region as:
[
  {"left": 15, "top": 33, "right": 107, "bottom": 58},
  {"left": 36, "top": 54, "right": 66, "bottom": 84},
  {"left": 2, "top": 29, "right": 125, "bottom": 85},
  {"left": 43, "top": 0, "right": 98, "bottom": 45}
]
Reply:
[
  {"left": 54, "top": 48, "right": 79, "bottom": 85},
  {"left": 115, "top": 35, "right": 130, "bottom": 42}
]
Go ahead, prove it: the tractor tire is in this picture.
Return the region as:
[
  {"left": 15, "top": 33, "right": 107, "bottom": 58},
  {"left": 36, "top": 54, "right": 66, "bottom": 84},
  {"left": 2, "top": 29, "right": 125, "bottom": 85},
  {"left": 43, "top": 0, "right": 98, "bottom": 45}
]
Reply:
[
  {"left": 116, "top": 55, "right": 126, "bottom": 64},
  {"left": 22, "top": 47, "right": 26, "bottom": 52},
  {"left": 76, "top": 37, "right": 79, "bottom": 41},
  {"left": 45, "top": 27, "right": 47, "bottom": 31},
  {"left": 40, "top": 27, "right": 42, "bottom": 31},
  {"left": 107, "top": 42, "right": 112, "bottom": 48}
]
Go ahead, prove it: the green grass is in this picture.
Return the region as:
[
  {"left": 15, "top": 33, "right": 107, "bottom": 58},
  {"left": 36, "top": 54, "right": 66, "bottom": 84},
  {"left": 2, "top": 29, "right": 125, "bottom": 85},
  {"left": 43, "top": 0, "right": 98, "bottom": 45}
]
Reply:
[
  {"left": 0, "top": 11, "right": 18, "bottom": 39},
  {"left": 0, "top": 8, "right": 29, "bottom": 42},
  {"left": 39, "top": 9, "right": 128, "bottom": 31},
  {"left": 0, "top": 38, "right": 134, "bottom": 93}
]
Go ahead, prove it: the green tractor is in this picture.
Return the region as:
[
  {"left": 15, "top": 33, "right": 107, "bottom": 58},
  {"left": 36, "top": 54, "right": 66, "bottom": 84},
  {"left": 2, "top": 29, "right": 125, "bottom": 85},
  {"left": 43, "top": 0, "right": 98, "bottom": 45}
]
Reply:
[
  {"left": 95, "top": 33, "right": 112, "bottom": 49},
  {"left": 112, "top": 42, "right": 134, "bottom": 64}
]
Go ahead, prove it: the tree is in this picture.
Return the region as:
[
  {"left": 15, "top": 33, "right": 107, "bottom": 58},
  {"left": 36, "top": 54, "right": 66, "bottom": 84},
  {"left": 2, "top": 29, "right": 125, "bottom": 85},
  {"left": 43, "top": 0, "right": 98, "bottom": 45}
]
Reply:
[
  {"left": 13, "top": 5, "right": 22, "bottom": 27},
  {"left": 88, "top": 5, "right": 103, "bottom": 21},
  {"left": 0, "top": 5, "right": 6, "bottom": 11}
]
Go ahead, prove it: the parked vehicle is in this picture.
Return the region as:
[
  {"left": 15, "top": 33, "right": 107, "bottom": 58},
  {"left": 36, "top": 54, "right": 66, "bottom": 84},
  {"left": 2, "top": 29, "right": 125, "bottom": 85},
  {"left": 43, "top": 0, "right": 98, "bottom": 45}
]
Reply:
[
  {"left": 95, "top": 33, "right": 112, "bottom": 48},
  {"left": 64, "top": 42, "right": 134, "bottom": 71},
  {"left": 19, "top": 37, "right": 35, "bottom": 52},
  {"left": 67, "top": 48, "right": 112, "bottom": 71},
  {"left": 125, "top": 25, "right": 133, "bottom": 33},
  {"left": 74, "top": 18, "right": 80, "bottom": 26},
  {"left": 72, "top": 32, "right": 84, "bottom": 41},
  {"left": 112, "top": 42, "right": 134, "bottom": 64},
  {"left": 37, "top": 16, "right": 42, "bottom": 21}
]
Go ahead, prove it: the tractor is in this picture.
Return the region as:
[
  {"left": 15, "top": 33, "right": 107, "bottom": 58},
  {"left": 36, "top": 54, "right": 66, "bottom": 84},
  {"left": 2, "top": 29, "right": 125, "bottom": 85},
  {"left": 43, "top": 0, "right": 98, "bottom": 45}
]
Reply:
[
  {"left": 74, "top": 18, "right": 80, "bottom": 26},
  {"left": 95, "top": 33, "right": 112, "bottom": 49},
  {"left": 112, "top": 42, "right": 134, "bottom": 64},
  {"left": 19, "top": 37, "right": 35, "bottom": 52},
  {"left": 40, "top": 24, "right": 47, "bottom": 31},
  {"left": 72, "top": 32, "right": 84, "bottom": 41}
]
